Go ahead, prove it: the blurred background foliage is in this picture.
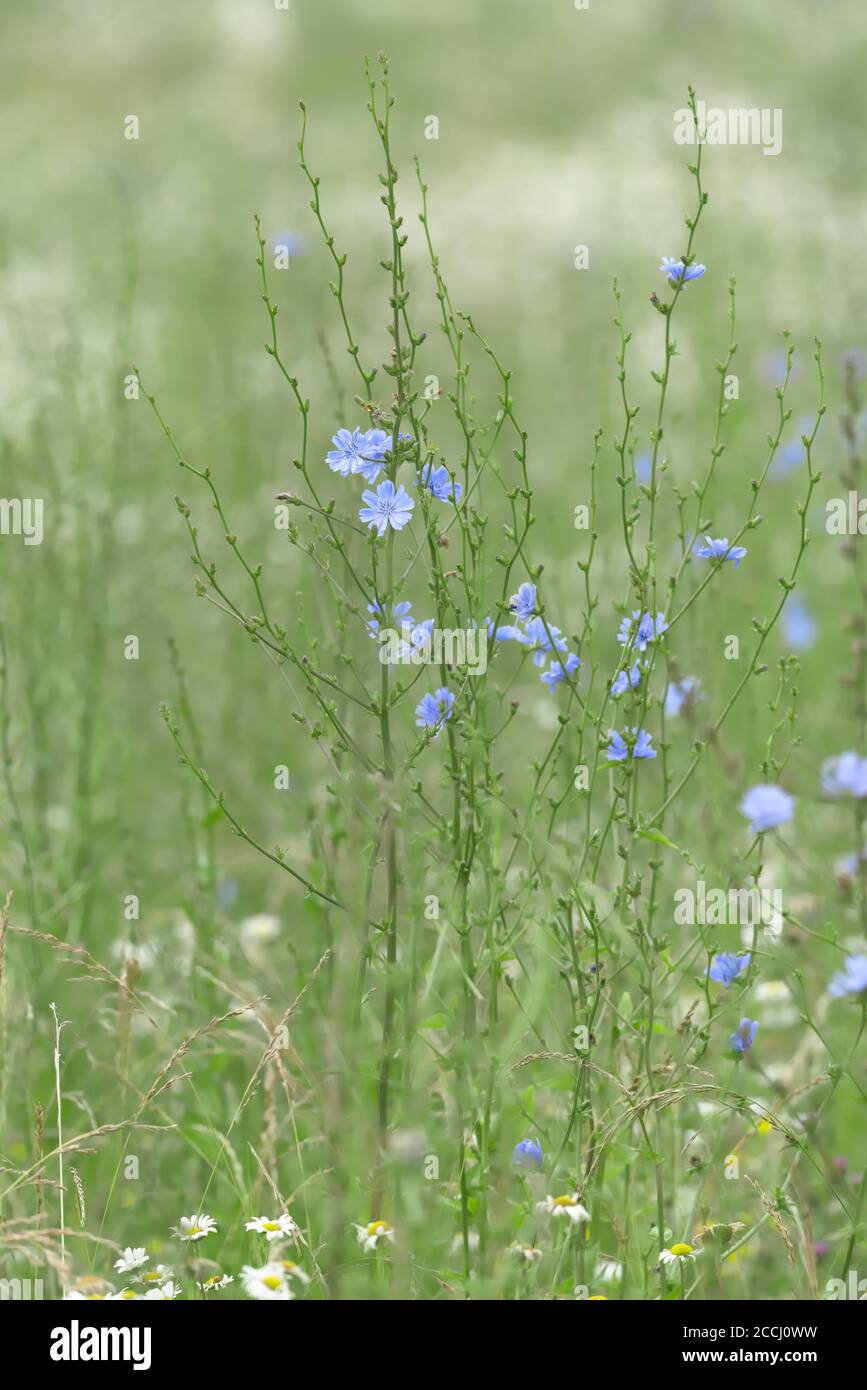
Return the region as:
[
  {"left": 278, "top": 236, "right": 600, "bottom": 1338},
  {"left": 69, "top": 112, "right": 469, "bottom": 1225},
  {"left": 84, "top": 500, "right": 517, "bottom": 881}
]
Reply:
[{"left": 1, "top": 0, "right": 865, "bottom": 1294}]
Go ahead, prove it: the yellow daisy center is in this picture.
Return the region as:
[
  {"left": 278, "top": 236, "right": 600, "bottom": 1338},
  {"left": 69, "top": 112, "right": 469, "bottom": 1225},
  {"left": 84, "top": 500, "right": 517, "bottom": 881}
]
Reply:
[
  {"left": 671, "top": 1243, "right": 693, "bottom": 1257},
  {"left": 366, "top": 1220, "right": 389, "bottom": 1236},
  {"left": 280, "top": 1261, "right": 297, "bottom": 1272},
  {"left": 262, "top": 1222, "right": 281, "bottom": 1231},
  {"left": 262, "top": 1275, "right": 283, "bottom": 1290},
  {"left": 552, "top": 1195, "right": 576, "bottom": 1207}
]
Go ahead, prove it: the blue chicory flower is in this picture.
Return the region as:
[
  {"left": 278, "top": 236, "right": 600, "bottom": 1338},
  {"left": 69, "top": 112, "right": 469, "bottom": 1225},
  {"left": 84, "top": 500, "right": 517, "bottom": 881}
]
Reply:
[
  {"left": 540, "top": 653, "right": 580, "bottom": 690},
  {"left": 635, "top": 451, "right": 652, "bottom": 484},
  {"left": 835, "top": 850, "right": 865, "bottom": 879},
  {"left": 660, "top": 257, "right": 706, "bottom": 286},
  {"left": 821, "top": 753, "right": 867, "bottom": 800},
  {"left": 418, "top": 462, "right": 461, "bottom": 503},
  {"left": 326, "top": 426, "right": 391, "bottom": 482},
  {"left": 828, "top": 954, "right": 867, "bottom": 998},
  {"left": 608, "top": 727, "right": 657, "bottom": 762},
  {"left": 406, "top": 618, "right": 435, "bottom": 655},
  {"left": 730, "top": 1017, "right": 759, "bottom": 1053},
  {"left": 611, "top": 664, "right": 641, "bottom": 697},
  {"left": 782, "top": 597, "right": 816, "bottom": 651},
  {"left": 665, "top": 676, "right": 701, "bottom": 717},
  {"left": 769, "top": 417, "right": 815, "bottom": 480},
  {"left": 415, "top": 687, "right": 455, "bottom": 735},
  {"left": 367, "top": 598, "right": 413, "bottom": 638},
  {"left": 359, "top": 480, "right": 415, "bottom": 537},
  {"left": 270, "top": 231, "right": 306, "bottom": 259},
  {"left": 694, "top": 536, "right": 747, "bottom": 567},
  {"left": 509, "top": 582, "right": 537, "bottom": 622},
  {"left": 709, "top": 953, "right": 751, "bottom": 987},
  {"left": 512, "top": 1139, "right": 544, "bottom": 1171},
  {"left": 522, "top": 616, "right": 567, "bottom": 667},
  {"left": 616, "top": 610, "right": 669, "bottom": 653},
  {"left": 739, "top": 784, "right": 794, "bottom": 833},
  {"left": 770, "top": 438, "right": 806, "bottom": 480}
]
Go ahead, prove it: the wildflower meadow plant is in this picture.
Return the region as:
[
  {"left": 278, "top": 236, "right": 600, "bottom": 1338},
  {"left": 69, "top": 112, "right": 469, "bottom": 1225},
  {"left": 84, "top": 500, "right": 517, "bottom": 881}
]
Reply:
[{"left": 3, "top": 59, "right": 864, "bottom": 1315}]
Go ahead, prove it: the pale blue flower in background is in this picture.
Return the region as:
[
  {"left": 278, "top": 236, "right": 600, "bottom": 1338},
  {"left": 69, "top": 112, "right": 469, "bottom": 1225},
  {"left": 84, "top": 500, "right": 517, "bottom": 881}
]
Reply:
[
  {"left": 269, "top": 231, "right": 306, "bottom": 259},
  {"left": 782, "top": 596, "right": 816, "bottom": 651},
  {"left": 730, "top": 1018, "right": 758, "bottom": 1053},
  {"left": 665, "top": 676, "right": 701, "bottom": 717},
  {"left": 769, "top": 438, "right": 806, "bottom": 479},
  {"left": 829, "top": 954, "right": 867, "bottom": 998},
  {"left": 821, "top": 753, "right": 867, "bottom": 799},
  {"left": 769, "top": 417, "right": 815, "bottom": 480},
  {"left": 739, "top": 784, "right": 794, "bottom": 832}
]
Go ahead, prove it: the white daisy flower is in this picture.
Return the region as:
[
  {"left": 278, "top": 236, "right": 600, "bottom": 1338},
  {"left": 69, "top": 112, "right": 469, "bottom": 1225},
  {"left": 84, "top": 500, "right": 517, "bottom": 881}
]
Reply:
[
  {"left": 66, "top": 1277, "right": 113, "bottom": 1300},
  {"left": 535, "top": 1194, "right": 591, "bottom": 1225},
  {"left": 511, "top": 1242, "right": 543, "bottom": 1263},
  {"left": 135, "top": 1264, "right": 173, "bottom": 1286},
  {"left": 171, "top": 1214, "right": 217, "bottom": 1242},
  {"left": 114, "top": 1247, "right": 148, "bottom": 1274},
  {"left": 275, "top": 1259, "right": 309, "bottom": 1286},
  {"left": 144, "top": 1280, "right": 181, "bottom": 1300},
  {"left": 244, "top": 1213, "right": 298, "bottom": 1242},
  {"left": 354, "top": 1219, "right": 395, "bottom": 1252},
  {"left": 240, "top": 914, "right": 281, "bottom": 949},
  {"left": 659, "top": 1242, "right": 700, "bottom": 1266},
  {"left": 241, "top": 1263, "right": 292, "bottom": 1301},
  {"left": 198, "top": 1273, "right": 234, "bottom": 1292}
]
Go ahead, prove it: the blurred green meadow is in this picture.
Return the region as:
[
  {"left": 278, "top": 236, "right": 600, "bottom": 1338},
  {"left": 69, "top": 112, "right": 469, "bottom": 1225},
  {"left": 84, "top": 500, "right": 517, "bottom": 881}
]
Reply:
[{"left": 0, "top": 0, "right": 866, "bottom": 1301}]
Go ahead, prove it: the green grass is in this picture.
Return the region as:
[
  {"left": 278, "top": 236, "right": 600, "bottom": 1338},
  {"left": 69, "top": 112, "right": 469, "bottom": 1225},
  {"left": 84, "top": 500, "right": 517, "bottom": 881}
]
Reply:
[{"left": 0, "top": 4, "right": 865, "bottom": 1302}]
